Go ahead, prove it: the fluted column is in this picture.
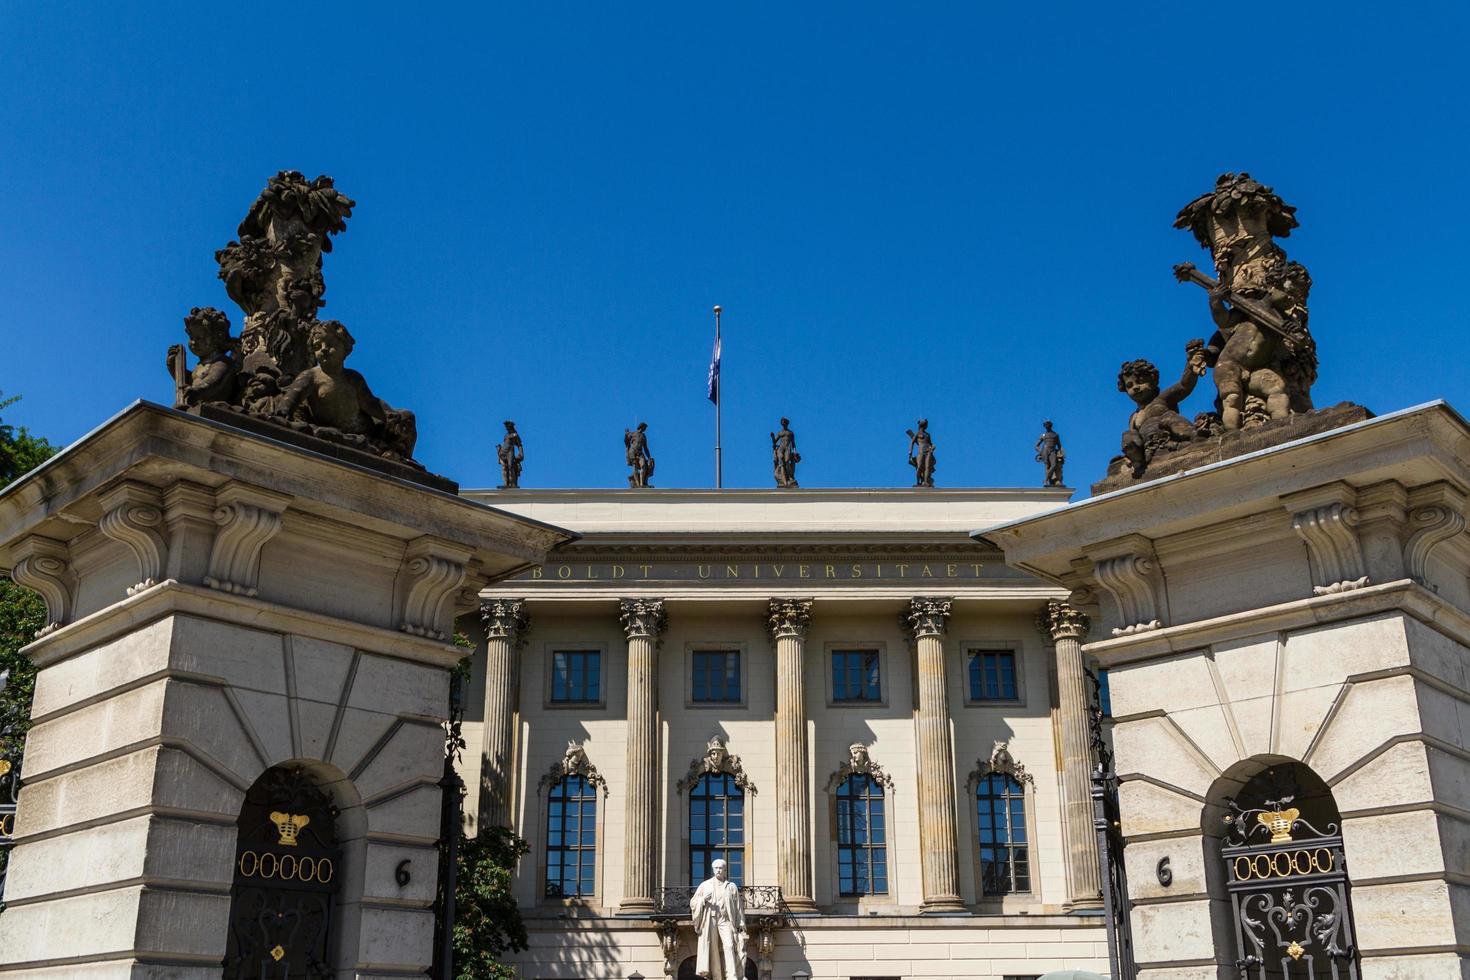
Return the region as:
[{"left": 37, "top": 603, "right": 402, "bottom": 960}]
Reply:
[
  {"left": 767, "top": 598, "right": 817, "bottom": 913},
  {"left": 1037, "top": 598, "right": 1102, "bottom": 910},
  {"left": 619, "top": 597, "right": 668, "bottom": 914},
  {"left": 904, "top": 597, "right": 966, "bottom": 914},
  {"left": 478, "top": 598, "right": 530, "bottom": 830}
]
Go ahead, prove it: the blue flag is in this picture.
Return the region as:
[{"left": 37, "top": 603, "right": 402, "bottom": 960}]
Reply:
[{"left": 707, "top": 332, "right": 721, "bottom": 404}]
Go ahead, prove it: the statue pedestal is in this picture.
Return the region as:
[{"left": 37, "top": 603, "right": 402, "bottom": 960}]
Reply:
[
  {"left": 0, "top": 403, "right": 570, "bottom": 978},
  {"left": 987, "top": 402, "right": 1470, "bottom": 978}
]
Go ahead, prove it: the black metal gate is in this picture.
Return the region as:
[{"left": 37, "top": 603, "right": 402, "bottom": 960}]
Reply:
[
  {"left": 0, "top": 668, "right": 23, "bottom": 906},
  {"left": 1087, "top": 668, "right": 1137, "bottom": 980},
  {"left": 224, "top": 766, "right": 342, "bottom": 979},
  {"left": 1222, "top": 799, "right": 1359, "bottom": 979}
]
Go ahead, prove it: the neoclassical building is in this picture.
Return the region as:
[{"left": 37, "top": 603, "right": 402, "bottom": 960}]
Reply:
[{"left": 457, "top": 488, "right": 1110, "bottom": 979}]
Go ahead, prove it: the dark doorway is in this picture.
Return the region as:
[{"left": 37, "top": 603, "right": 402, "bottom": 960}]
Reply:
[
  {"left": 223, "top": 765, "right": 343, "bottom": 978},
  {"left": 677, "top": 954, "right": 758, "bottom": 979}
]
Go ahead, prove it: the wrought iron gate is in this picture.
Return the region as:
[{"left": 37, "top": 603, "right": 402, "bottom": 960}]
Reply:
[
  {"left": 1221, "top": 799, "right": 1359, "bottom": 979},
  {"left": 430, "top": 669, "right": 467, "bottom": 980},
  {"left": 224, "top": 766, "right": 342, "bottom": 979},
  {"left": 1087, "top": 668, "right": 1137, "bottom": 980},
  {"left": 0, "top": 668, "right": 23, "bottom": 906}
]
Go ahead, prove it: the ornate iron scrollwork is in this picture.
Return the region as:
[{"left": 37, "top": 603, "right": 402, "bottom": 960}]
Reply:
[
  {"left": 1222, "top": 801, "right": 1359, "bottom": 979},
  {"left": 223, "top": 766, "right": 342, "bottom": 979},
  {"left": 1085, "top": 667, "right": 1137, "bottom": 980},
  {"left": 654, "top": 884, "right": 785, "bottom": 917}
]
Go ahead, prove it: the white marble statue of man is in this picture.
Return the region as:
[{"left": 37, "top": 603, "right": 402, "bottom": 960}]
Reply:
[{"left": 691, "top": 859, "right": 745, "bottom": 980}]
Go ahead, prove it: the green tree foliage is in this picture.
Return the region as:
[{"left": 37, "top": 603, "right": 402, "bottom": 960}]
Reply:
[
  {"left": 453, "top": 825, "right": 530, "bottom": 980},
  {"left": 0, "top": 392, "right": 56, "bottom": 487}
]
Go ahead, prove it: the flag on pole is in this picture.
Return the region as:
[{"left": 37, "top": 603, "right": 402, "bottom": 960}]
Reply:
[{"left": 706, "top": 329, "right": 721, "bottom": 404}]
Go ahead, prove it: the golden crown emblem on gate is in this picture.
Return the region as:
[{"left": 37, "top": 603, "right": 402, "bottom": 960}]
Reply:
[
  {"left": 269, "top": 811, "right": 311, "bottom": 846},
  {"left": 1257, "top": 807, "right": 1299, "bottom": 843}
]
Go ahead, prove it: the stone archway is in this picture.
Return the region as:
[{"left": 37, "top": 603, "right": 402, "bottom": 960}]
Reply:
[{"left": 1204, "top": 758, "right": 1359, "bottom": 979}]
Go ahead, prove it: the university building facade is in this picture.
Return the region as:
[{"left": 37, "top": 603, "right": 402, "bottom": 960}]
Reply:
[{"left": 458, "top": 488, "right": 1111, "bottom": 979}]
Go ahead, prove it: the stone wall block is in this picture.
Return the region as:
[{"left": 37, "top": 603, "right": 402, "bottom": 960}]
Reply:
[
  {"left": 1356, "top": 952, "right": 1470, "bottom": 979},
  {"left": 21, "top": 680, "right": 168, "bottom": 778},
  {"left": 1427, "top": 746, "right": 1470, "bottom": 814},
  {"left": 226, "top": 686, "right": 294, "bottom": 765},
  {"left": 361, "top": 840, "right": 438, "bottom": 905},
  {"left": 14, "top": 747, "right": 166, "bottom": 838},
  {"left": 1306, "top": 675, "right": 1421, "bottom": 783},
  {"left": 133, "top": 888, "right": 234, "bottom": 957},
  {"left": 1109, "top": 654, "right": 1219, "bottom": 718},
  {"left": 346, "top": 651, "right": 449, "bottom": 719},
  {"left": 159, "top": 680, "right": 271, "bottom": 785},
  {"left": 28, "top": 618, "right": 175, "bottom": 718},
  {"left": 1165, "top": 704, "right": 1245, "bottom": 775},
  {"left": 1123, "top": 835, "right": 1208, "bottom": 901},
  {"left": 1130, "top": 898, "right": 1217, "bottom": 964},
  {"left": 1274, "top": 684, "right": 1346, "bottom": 761},
  {"left": 1279, "top": 614, "right": 1411, "bottom": 695},
  {"left": 168, "top": 615, "right": 287, "bottom": 696},
  {"left": 1208, "top": 633, "right": 1279, "bottom": 703},
  {"left": 362, "top": 784, "right": 443, "bottom": 843},
  {"left": 1342, "top": 810, "right": 1447, "bottom": 881},
  {"left": 1330, "top": 741, "right": 1433, "bottom": 814},
  {"left": 0, "top": 886, "right": 148, "bottom": 965},
  {"left": 1117, "top": 779, "right": 1204, "bottom": 838},
  {"left": 1402, "top": 617, "right": 1470, "bottom": 694},
  {"left": 287, "top": 635, "right": 356, "bottom": 703},
  {"left": 1351, "top": 879, "right": 1459, "bottom": 950},
  {"left": 1112, "top": 717, "right": 1219, "bottom": 798},
  {"left": 353, "top": 906, "right": 435, "bottom": 971},
  {"left": 2, "top": 815, "right": 152, "bottom": 903},
  {"left": 345, "top": 717, "right": 444, "bottom": 802}
]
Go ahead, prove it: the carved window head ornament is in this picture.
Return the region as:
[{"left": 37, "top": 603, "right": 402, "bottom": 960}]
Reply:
[
  {"left": 678, "top": 734, "right": 755, "bottom": 794},
  {"left": 826, "top": 741, "right": 893, "bottom": 792},
  {"left": 540, "top": 740, "right": 607, "bottom": 795},
  {"left": 971, "top": 740, "right": 1033, "bottom": 787}
]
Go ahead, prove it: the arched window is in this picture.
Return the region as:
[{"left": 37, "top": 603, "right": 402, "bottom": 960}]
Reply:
[
  {"left": 545, "top": 774, "right": 597, "bottom": 898},
  {"left": 689, "top": 772, "right": 744, "bottom": 885},
  {"left": 836, "top": 774, "right": 888, "bottom": 896},
  {"left": 976, "top": 772, "right": 1028, "bottom": 896}
]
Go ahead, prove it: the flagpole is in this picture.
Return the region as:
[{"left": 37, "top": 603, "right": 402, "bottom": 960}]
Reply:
[{"left": 713, "top": 305, "right": 722, "bottom": 489}]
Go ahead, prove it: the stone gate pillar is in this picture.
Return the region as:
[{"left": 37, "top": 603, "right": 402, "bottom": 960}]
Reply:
[{"left": 0, "top": 405, "right": 571, "bottom": 978}]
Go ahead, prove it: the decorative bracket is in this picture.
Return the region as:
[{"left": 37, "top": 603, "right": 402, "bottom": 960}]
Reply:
[
  {"left": 677, "top": 734, "right": 756, "bottom": 795},
  {"left": 1087, "top": 535, "right": 1167, "bottom": 636},
  {"left": 205, "top": 483, "right": 290, "bottom": 597},
  {"left": 97, "top": 480, "right": 168, "bottom": 596},
  {"left": 766, "top": 597, "right": 813, "bottom": 641},
  {"left": 539, "top": 740, "right": 607, "bottom": 795},
  {"left": 10, "top": 535, "right": 75, "bottom": 636},
  {"left": 1283, "top": 483, "right": 1369, "bottom": 595},
  {"left": 396, "top": 536, "right": 472, "bottom": 641},
  {"left": 970, "top": 739, "right": 1034, "bottom": 787},
  {"left": 1403, "top": 482, "right": 1467, "bottom": 584},
  {"left": 825, "top": 741, "right": 893, "bottom": 792},
  {"left": 903, "top": 596, "right": 952, "bottom": 641}
]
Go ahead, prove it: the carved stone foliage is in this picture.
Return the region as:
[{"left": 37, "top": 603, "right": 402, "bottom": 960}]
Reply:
[
  {"left": 539, "top": 741, "right": 607, "bottom": 795},
  {"left": 1088, "top": 537, "right": 1167, "bottom": 636},
  {"left": 204, "top": 484, "right": 288, "bottom": 598},
  {"left": 971, "top": 740, "right": 1033, "bottom": 787},
  {"left": 1036, "top": 599, "right": 1090, "bottom": 642},
  {"left": 825, "top": 742, "right": 893, "bottom": 792},
  {"left": 10, "top": 535, "right": 74, "bottom": 637},
  {"left": 765, "top": 597, "right": 813, "bottom": 640},
  {"left": 480, "top": 597, "right": 530, "bottom": 643},
  {"left": 167, "top": 171, "right": 425, "bottom": 471},
  {"left": 619, "top": 597, "right": 668, "bottom": 641},
  {"left": 1284, "top": 484, "right": 1369, "bottom": 595},
  {"left": 1404, "top": 482, "right": 1467, "bottom": 584},
  {"left": 677, "top": 734, "right": 756, "bottom": 795},
  {"left": 902, "top": 596, "right": 952, "bottom": 640},
  {"left": 97, "top": 480, "right": 168, "bottom": 596},
  {"left": 396, "top": 537, "right": 471, "bottom": 642}
]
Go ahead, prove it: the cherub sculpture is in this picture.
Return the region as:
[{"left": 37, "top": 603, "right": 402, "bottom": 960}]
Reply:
[
  {"left": 167, "top": 307, "right": 238, "bottom": 409},
  {"left": 1174, "top": 173, "right": 1316, "bottom": 430},
  {"left": 275, "top": 320, "right": 417, "bottom": 459},
  {"left": 1117, "top": 341, "right": 1208, "bottom": 477}
]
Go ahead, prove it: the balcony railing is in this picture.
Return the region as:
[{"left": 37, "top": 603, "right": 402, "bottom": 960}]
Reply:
[{"left": 654, "top": 885, "right": 784, "bottom": 917}]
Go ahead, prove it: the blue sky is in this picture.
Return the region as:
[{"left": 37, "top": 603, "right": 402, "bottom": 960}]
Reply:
[{"left": 2, "top": 4, "right": 1466, "bottom": 493}]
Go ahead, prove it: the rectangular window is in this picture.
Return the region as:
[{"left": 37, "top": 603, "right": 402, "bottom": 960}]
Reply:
[
  {"left": 968, "top": 649, "right": 1018, "bottom": 701},
  {"left": 692, "top": 649, "right": 741, "bottom": 704},
  {"left": 836, "top": 774, "right": 887, "bottom": 896},
  {"left": 831, "top": 649, "right": 881, "bottom": 702},
  {"left": 551, "top": 650, "right": 600, "bottom": 704},
  {"left": 978, "top": 773, "right": 1030, "bottom": 896}
]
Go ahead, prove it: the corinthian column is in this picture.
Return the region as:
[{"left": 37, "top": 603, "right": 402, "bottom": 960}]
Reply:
[
  {"left": 619, "top": 597, "right": 668, "bottom": 914},
  {"left": 767, "top": 598, "right": 817, "bottom": 913},
  {"left": 1037, "top": 598, "right": 1102, "bottom": 910},
  {"left": 904, "top": 597, "right": 966, "bottom": 914},
  {"left": 478, "top": 598, "right": 530, "bottom": 829}
]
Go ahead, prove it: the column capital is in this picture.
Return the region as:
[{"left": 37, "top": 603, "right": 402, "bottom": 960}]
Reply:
[
  {"left": 903, "top": 596, "right": 952, "bottom": 640},
  {"left": 619, "top": 597, "right": 668, "bottom": 640},
  {"left": 1036, "top": 598, "right": 1091, "bottom": 642},
  {"left": 480, "top": 597, "right": 531, "bottom": 643},
  {"left": 766, "top": 597, "right": 813, "bottom": 640}
]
